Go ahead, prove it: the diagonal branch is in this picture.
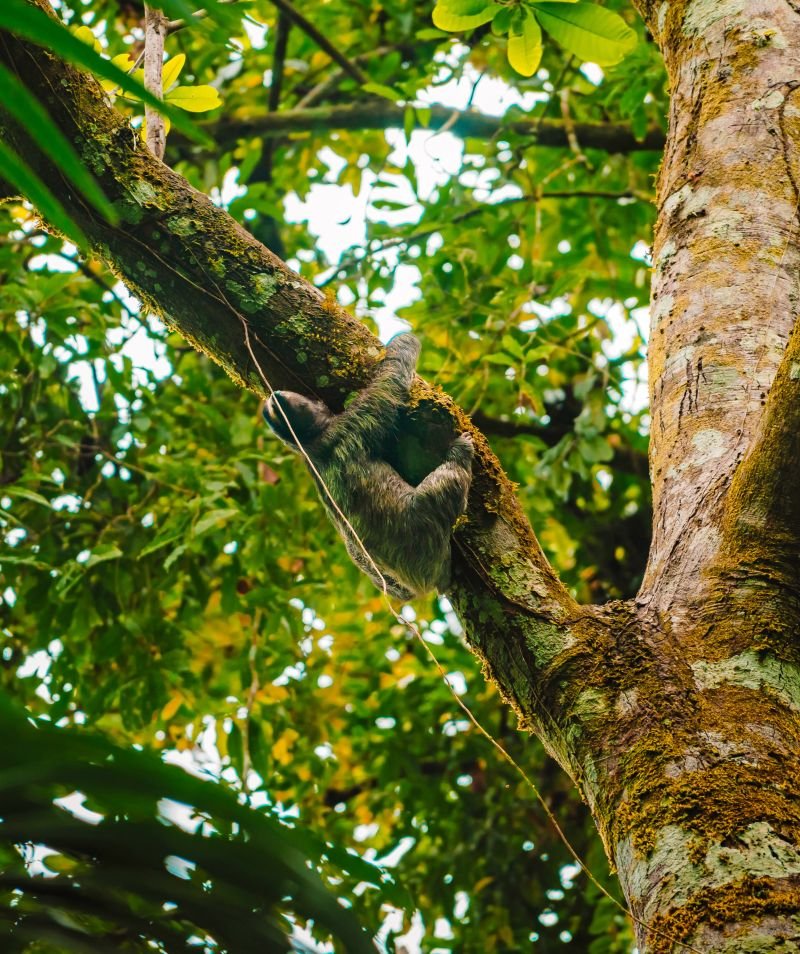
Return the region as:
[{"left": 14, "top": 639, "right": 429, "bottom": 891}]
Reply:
[
  {"left": 0, "top": 5, "right": 598, "bottom": 775},
  {"left": 269, "top": 0, "right": 368, "bottom": 85}
]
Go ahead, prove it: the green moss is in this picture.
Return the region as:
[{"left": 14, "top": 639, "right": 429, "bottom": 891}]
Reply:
[
  {"left": 167, "top": 215, "right": 199, "bottom": 236},
  {"left": 113, "top": 197, "right": 144, "bottom": 224},
  {"left": 279, "top": 311, "right": 309, "bottom": 336},
  {"left": 128, "top": 180, "right": 159, "bottom": 206}
]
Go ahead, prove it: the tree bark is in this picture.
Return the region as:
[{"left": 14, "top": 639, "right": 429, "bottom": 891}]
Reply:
[
  {"left": 143, "top": 4, "right": 168, "bottom": 160},
  {"left": 3, "top": 1, "right": 800, "bottom": 950},
  {"left": 615, "top": 1, "right": 800, "bottom": 949}
]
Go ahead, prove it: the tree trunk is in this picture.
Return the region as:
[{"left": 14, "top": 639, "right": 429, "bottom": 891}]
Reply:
[{"left": 3, "top": 1, "right": 800, "bottom": 949}]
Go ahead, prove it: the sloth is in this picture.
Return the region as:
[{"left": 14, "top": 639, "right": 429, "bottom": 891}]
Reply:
[{"left": 262, "top": 333, "right": 474, "bottom": 599}]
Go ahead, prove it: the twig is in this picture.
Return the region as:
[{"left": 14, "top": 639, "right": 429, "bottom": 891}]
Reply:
[
  {"left": 560, "top": 87, "right": 593, "bottom": 172},
  {"left": 296, "top": 45, "right": 395, "bottom": 109},
  {"left": 269, "top": 0, "right": 368, "bottom": 85},
  {"left": 268, "top": 14, "right": 289, "bottom": 114},
  {"left": 240, "top": 609, "right": 263, "bottom": 797},
  {"left": 49, "top": 251, "right": 135, "bottom": 318},
  {"left": 144, "top": 4, "right": 167, "bottom": 160},
  {"left": 319, "top": 189, "right": 643, "bottom": 285}
]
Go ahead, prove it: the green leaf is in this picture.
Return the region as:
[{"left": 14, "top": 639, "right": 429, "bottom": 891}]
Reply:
[
  {"left": 0, "top": 63, "right": 116, "bottom": 224},
  {"left": 227, "top": 721, "right": 244, "bottom": 775},
  {"left": 404, "top": 105, "right": 415, "bottom": 141},
  {"left": 0, "top": 691, "right": 378, "bottom": 954},
  {"left": 100, "top": 52, "right": 135, "bottom": 92},
  {"left": 72, "top": 24, "right": 101, "bottom": 52},
  {"left": 6, "top": 487, "right": 51, "bottom": 508},
  {"left": 362, "top": 82, "right": 402, "bottom": 102},
  {"left": 194, "top": 507, "right": 239, "bottom": 536},
  {"left": 0, "top": 1, "right": 202, "bottom": 140},
  {"left": 164, "top": 84, "right": 223, "bottom": 112},
  {"left": 533, "top": 3, "right": 637, "bottom": 66},
  {"left": 501, "top": 334, "right": 526, "bottom": 359},
  {"left": 138, "top": 530, "right": 185, "bottom": 558},
  {"left": 0, "top": 555, "right": 52, "bottom": 570},
  {"left": 484, "top": 352, "right": 518, "bottom": 366},
  {"left": 0, "top": 141, "right": 86, "bottom": 245},
  {"left": 491, "top": 6, "right": 514, "bottom": 35},
  {"left": 433, "top": 0, "right": 498, "bottom": 32},
  {"left": 507, "top": 11, "right": 543, "bottom": 77},
  {"left": 161, "top": 52, "right": 186, "bottom": 92},
  {"left": 84, "top": 544, "right": 123, "bottom": 568},
  {"left": 580, "top": 435, "right": 614, "bottom": 463},
  {"left": 163, "top": 543, "right": 187, "bottom": 570}
]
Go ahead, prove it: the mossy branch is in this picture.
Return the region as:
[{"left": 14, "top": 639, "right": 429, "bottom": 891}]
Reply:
[{"left": 0, "top": 3, "right": 588, "bottom": 758}]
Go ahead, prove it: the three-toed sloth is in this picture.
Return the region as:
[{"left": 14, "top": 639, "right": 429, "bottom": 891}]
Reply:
[{"left": 263, "top": 333, "right": 473, "bottom": 599}]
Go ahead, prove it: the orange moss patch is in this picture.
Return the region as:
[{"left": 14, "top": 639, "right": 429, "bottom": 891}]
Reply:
[{"left": 648, "top": 875, "right": 800, "bottom": 954}]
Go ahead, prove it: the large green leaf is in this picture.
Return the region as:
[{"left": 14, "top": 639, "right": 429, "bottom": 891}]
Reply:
[
  {"left": 0, "top": 693, "right": 381, "bottom": 953},
  {"left": 533, "top": 2, "right": 637, "bottom": 65},
  {"left": 433, "top": 0, "right": 499, "bottom": 31},
  {"left": 507, "top": 11, "right": 543, "bottom": 76}
]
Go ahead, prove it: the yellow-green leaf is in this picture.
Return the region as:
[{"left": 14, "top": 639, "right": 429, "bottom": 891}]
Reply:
[
  {"left": 164, "top": 84, "right": 222, "bottom": 112},
  {"left": 433, "top": 0, "right": 498, "bottom": 32},
  {"left": 100, "top": 52, "right": 134, "bottom": 92},
  {"left": 507, "top": 13, "right": 543, "bottom": 77},
  {"left": 140, "top": 114, "right": 172, "bottom": 144},
  {"left": 72, "top": 24, "right": 101, "bottom": 53},
  {"left": 161, "top": 52, "right": 186, "bottom": 92},
  {"left": 533, "top": 2, "right": 637, "bottom": 65}
]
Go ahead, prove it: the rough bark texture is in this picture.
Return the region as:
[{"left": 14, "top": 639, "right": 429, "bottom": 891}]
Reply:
[
  {"left": 3, "top": 1, "right": 800, "bottom": 951},
  {"left": 143, "top": 4, "right": 167, "bottom": 160},
  {"left": 619, "top": 1, "right": 800, "bottom": 949}
]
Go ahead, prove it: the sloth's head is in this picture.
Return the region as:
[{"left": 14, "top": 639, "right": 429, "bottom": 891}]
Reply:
[{"left": 263, "top": 391, "right": 332, "bottom": 451}]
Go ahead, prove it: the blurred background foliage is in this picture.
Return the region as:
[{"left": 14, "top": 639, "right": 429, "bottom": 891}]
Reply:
[{"left": 0, "top": 0, "right": 665, "bottom": 949}]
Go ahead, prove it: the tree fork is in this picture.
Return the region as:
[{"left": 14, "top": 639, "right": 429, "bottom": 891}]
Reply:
[{"left": 3, "top": 2, "right": 800, "bottom": 950}]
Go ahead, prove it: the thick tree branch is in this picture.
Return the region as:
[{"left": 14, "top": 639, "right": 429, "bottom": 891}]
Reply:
[
  {"left": 0, "top": 5, "right": 599, "bottom": 778},
  {"left": 638, "top": 1, "right": 800, "bottom": 621},
  {"left": 718, "top": 315, "right": 800, "bottom": 581},
  {"left": 195, "top": 103, "right": 666, "bottom": 154}
]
